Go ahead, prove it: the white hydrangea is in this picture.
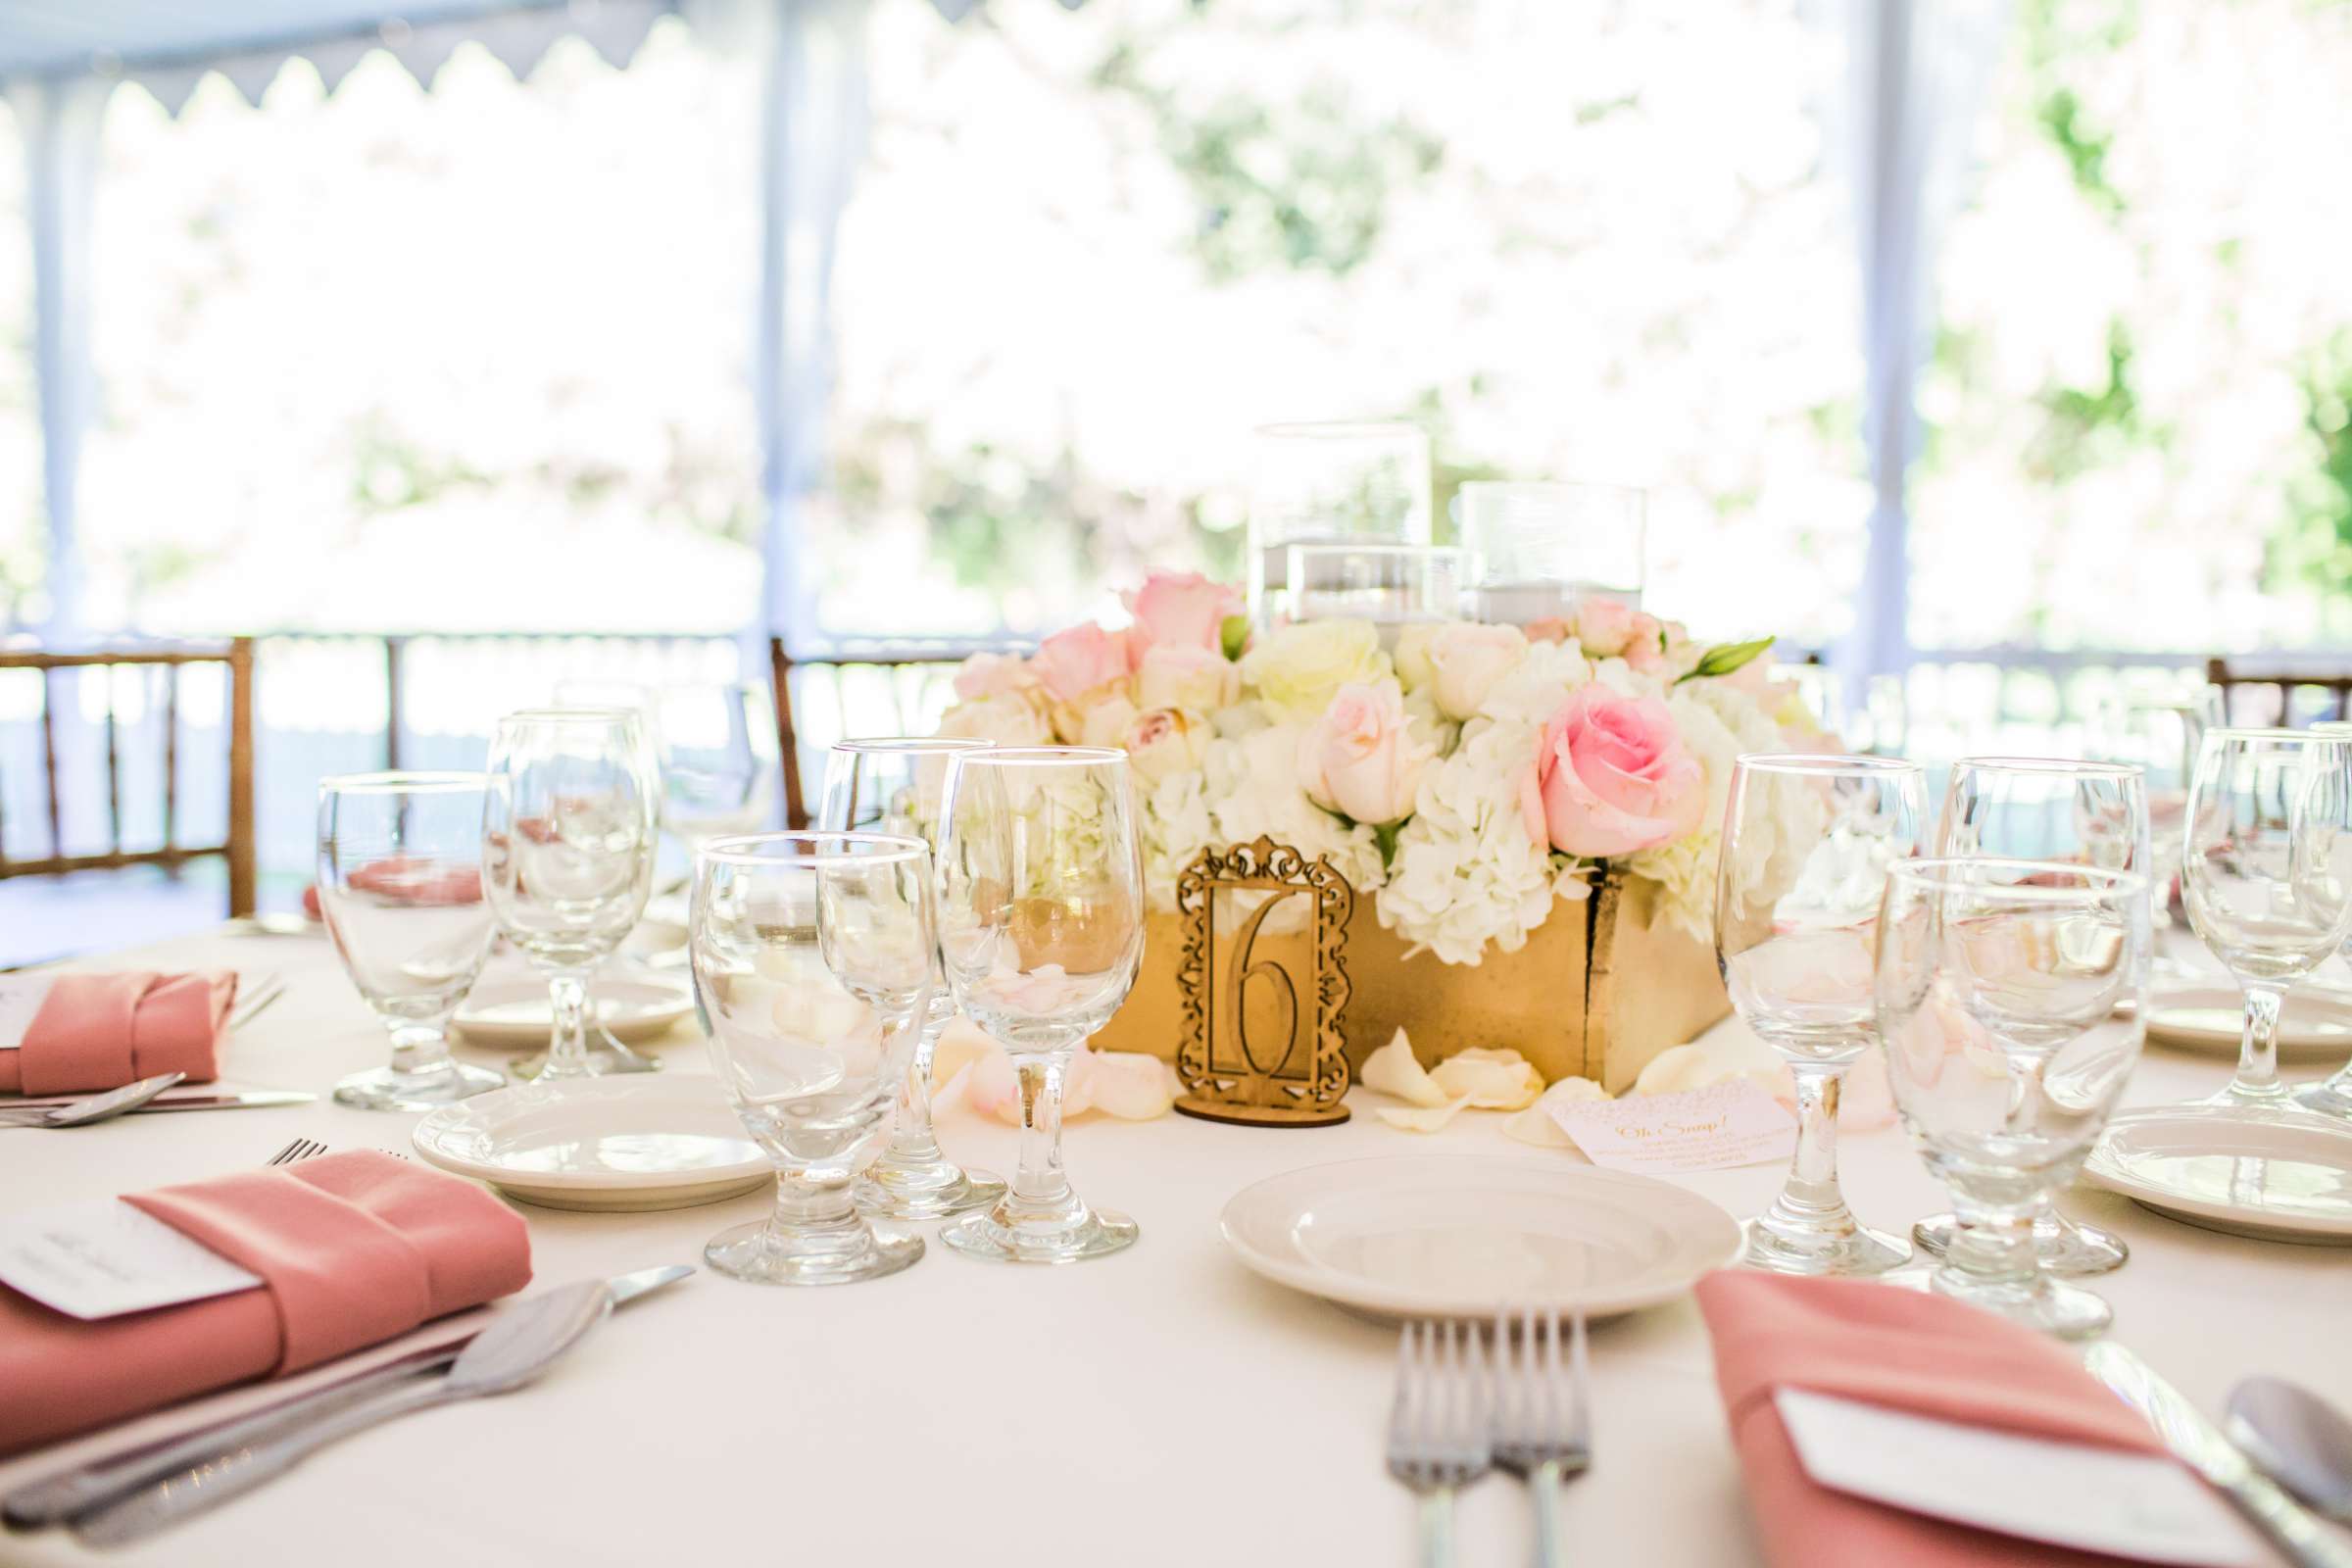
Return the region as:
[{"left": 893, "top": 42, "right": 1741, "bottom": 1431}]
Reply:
[
  {"left": 1623, "top": 679, "right": 1792, "bottom": 940},
  {"left": 1472, "top": 638, "right": 1592, "bottom": 728},
  {"left": 1203, "top": 723, "right": 1387, "bottom": 898},
  {"left": 1138, "top": 768, "right": 1217, "bottom": 914},
  {"left": 1375, "top": 718, "right": 1581, "bottom": 963}
]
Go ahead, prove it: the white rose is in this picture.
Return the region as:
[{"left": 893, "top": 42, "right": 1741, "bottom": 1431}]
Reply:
[
  {"left": 1296, "top": 679, "right": 1434, "bottom": 826},
  {"left": 938, "top": 693, "right": 1051, "bottom": 747},
  {"left": 1239, "top": 618, "right": 1391, "bottom": 721},
  {"left": 1078, "top": 693, "right": 1140, "bottom": 751},
  {"left": 1137, "top": 645, "right": 1240, "bottom": 713},
  {"left": 1426, "top": 622, "right": 1529, "bottom": 721},
  {"left": 1392, "top": 622, "right": 1442, "bottom": 694}
]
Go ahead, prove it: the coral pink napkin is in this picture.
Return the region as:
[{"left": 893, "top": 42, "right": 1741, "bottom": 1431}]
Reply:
[
  {"left": 0, "top": 971, "right": 237, "bottom": 1097},
  {"left": 1694, "top": 1271, "right": 2169, "bottom": 1568},
  {"left": 0, "top": 1151, "right": 531, "bottom": 1455}
]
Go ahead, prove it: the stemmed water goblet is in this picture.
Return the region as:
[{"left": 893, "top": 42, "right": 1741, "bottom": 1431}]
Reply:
[
  {"left": 690, "top": 832, "right": 931, "bottom": 1285},
  {"left": 820, "top": 737, "right": 1007, "bottom": 1220},
  {"left": 1911, "top": 757, "right": 2148, "bottom": 1276},
  {"left": 1715, "top": 753, "right": 1927, "bottom": 1275},
  {"left": 316, "top": 772, "right": 505, "bottom": 1110},
  {"left": 481, "top": 709, "right": 661, "bottom": 1084},
  {"left": 2292, "top": 720, "right": 2352, "bottom": 1123},
  {"left": 934, "top": 747, "right": 1146, "bottom": 1264},
  {"left": 2180, "top": 727, "right": 2352, "bottom": 1111},
  {"left": 1875, "top": 858, "right": 2149, "bottom": 1339}
]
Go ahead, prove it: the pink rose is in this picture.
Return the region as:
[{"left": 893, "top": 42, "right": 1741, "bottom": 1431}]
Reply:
[
  {"left": 1298, "top": 679, "right": 1432, "bottom": 826},
  {"left": 952, "top": 652, "right": 1037, "bottom": 701},
  {"left": 1523, "top": 616, "right": 1574, "bottom": 646},
  {"left": 1122, "top": 570, "right": 1243, "bottom": 662},
  {"left": 1574, "top": 597, "right": 1639, "bottom": 657},
  {"left": 1125, "top": 707, "right": 1212, "bottom": 785},
  {"left": 1523, "top": 684, "right": 1705, "bottom": 857},
  {"left": 1032, "top": 622, "right": 1130, "bottom": 704},
  {"left": 1623, "top": 615, "right": 1691, "bottom": 676}
]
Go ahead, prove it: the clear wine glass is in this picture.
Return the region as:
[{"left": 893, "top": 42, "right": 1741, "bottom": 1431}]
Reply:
[
  {"left": 820, "top": 737, "right": 1006, "bottom": 1220},
  {"left": 2181, "top": 727, "right": 2352, "bottom": 1111},
  {"left": 1716, "top": 753, "right": 1927, "bottom": 1275},
  {"left": 1912, "top": 757, "right": 2147, "bottom": 1277},
  {"left": 482, "top": 709, "right": 661, "bottom": 1083},
  {"left": 1876, "top": 858, "right": 2149, "bottom": 1339},
  {"left": 2096, "top": 696, "right": 2216, "bottom": 973},
  {"left": 317, "top": 772, "right": 505, "bottom": 1110},
  {"left": 691, "top": 832, "right": 931, "bottom": 1286},
  {"left": 934, "top": 747, "right": 1146, "bottom": 1264},
  {"left": 2294, "top": 720, "right": 2352, "bottom": 1122}
]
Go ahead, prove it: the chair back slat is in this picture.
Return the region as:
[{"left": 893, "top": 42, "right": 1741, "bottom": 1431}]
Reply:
[
  {"left": 2208, "top": 656, "right": 2352, "bottom": 728},
  {"left": 767, "top": 636, "right": 1029, "bottom": 830},
  {"left": 0, "top": 641, "right": 258, "bottom": 917}
]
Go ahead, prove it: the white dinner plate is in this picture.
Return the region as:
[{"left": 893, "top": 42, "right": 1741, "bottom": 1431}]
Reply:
[
  {"left": 412, "top": 1076, "right": 769, "bottom": 1212},
  {"left": 2140, "top": 985, "right": 2352, "bottom": 1063},
  {"left": 2082, "top": 1107, "right": 2352, "bottom": 1246},
  {"left": 1219, "top": 1154, "right": 1743, "bottom": 1321},
  {"left": 453, "top": 975, "right": 696, "bottom": 1048}
]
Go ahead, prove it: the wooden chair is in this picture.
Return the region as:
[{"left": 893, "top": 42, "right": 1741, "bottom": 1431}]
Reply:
[
  {"left": 0, "top": 641, "right": 258, "bottom": 916},
  {"left": 768, "top": 637, "right": 1027, "bottom": 827},
  {"left": 2206, "top": 656, "right": 2352, "bottom": 728}
]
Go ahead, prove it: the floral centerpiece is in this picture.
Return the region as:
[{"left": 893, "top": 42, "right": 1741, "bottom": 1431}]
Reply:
[{"left": 936, "top": 569, "right": 1830, "bottom": 1086}]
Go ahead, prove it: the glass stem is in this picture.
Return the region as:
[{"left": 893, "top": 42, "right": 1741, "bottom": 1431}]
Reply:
[
  {"left": 1006, "top": 1054, "right": 1080, "bottom": 1225},
  {"left": 2231, "top": 981, "right": 2290, "bottom": 1101},
  {"left": 768, "top": 1170, "right": 858, "bottom": 1239},
  {"left": 544, "top": 968, "right": 595, "bottom": 1079},
  {"left": 1773, "top": 1060, "right": 1849, "bottom": 1220},
  {"left": 885, "top": 1013, "right": 947, "bottom": 1167},
  {"left": 1946, "top": 1192, "right": 2036, "bottom": 1288},
  {"left": 385, "top": 1022, "right": 453, "bottom": 1079}
]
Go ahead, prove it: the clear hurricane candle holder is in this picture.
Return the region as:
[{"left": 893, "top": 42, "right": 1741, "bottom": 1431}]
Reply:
[
  {"left": 1285, "top": 543, "right": 1467, "bottom": 646},
  {"left": 1248, "top": 420, "right": 1433, "bottom": 621},
  {"left": 1457, "top": 481, "right": 1646, "bottom": 626}
]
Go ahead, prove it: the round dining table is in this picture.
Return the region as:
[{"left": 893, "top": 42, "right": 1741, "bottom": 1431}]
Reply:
[{"left": 1, "top": 923, "right": 2345, "bottom": 1567}]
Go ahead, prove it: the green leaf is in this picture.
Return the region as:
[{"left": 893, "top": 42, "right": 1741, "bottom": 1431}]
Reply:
[
  {"left": 1219, "top": 612, "right": 1251, "bottom": 662},
  {"left": 1372, "top": 820, "right": 1403, "bottom": 869},
  {"left": 1676, "top": 636, "right": 1775, "bottom": 685}
]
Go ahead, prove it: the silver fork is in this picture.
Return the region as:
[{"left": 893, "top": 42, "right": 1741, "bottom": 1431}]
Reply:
[
  {"left": 1387, "top": 1320, "right": 1494, "bottom": 1568},
  {"left": 266, "top": 1137, "right": 328, "bottom": 1166},
  {"left": 1493, "top": 1306, "right": 1592, "bottom": 1568}
]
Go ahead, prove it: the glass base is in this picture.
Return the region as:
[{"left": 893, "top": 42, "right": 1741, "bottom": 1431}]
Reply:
[
  {"left": 941, "top": 1201, "right": 1139, "bottom": 1266},
  {"left": 1912, "top": 1211, "right": 2128, "bottom": 1277},
  {"left": 333, "top": 1059, "right": 506, "bottom": 1112},
  {"left": 1929, "top": 1266, "right": 2112, "bottom": 1341},
  {"left": 704, "top": 1216, "right": 924, "bottom": 1287},
  {"left": 509, "top": 1030, "right": 662, "bottom": 1081},
  {"left": 2291, "top": 1077, "right": 2352, "bottom": 1121},
  {"left": 1741, "top": 1213, "right": 1909, "bottom": 1278},
  {"left": 855, "top": 1161, "right": 1007, "bottom": 1221}
]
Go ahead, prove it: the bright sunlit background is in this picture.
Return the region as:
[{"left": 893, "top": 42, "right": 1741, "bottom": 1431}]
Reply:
[{"left": 2, "top": 0, "right": 2350, "bottom": 948}]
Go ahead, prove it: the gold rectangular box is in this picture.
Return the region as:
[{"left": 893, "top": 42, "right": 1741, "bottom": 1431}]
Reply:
[{"left": 1092, "top": 870, "right": 1728, "bottom": 1093}]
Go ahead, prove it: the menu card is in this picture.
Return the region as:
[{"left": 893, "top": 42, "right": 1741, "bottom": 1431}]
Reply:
[
  {"left": 1546, "top": 1080, "right": 1796, "bottom": 1174},
  {"left": 0, "top": 1200, "right": 264, "bottom": 1319},
  {"left": 0, "top": 975, "right": 53, "bottom": 1051}
]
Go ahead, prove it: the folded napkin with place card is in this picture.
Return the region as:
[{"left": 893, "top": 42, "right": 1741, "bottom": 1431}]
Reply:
[
  {"left": 0, "top": 1151, "right": 532, "bottom": 1455},
  {"left": 1695, "top": 1272, "right": 2277, "bottom": 1568},
  {"left": 0, "top": 972, "right": 238, "bottom": 1097}
]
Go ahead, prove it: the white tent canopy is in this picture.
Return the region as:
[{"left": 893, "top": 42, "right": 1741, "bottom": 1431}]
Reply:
[{"left": 0, "top": 0, "right": 1982, "bottom": 687}]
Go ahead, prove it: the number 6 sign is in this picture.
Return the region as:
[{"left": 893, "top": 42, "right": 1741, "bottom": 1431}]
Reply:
[{"left": 1171, "top": 836, "right": 1354, "bottom": 1127}]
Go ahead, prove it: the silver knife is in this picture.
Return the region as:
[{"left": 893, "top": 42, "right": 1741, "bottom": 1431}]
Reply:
[
  {"left": 2084, "top": 1342, "right": 2352, "bottom": 1568},
  {"left": 4, "top": 1265, "right": 692, "bottom": 1530},
  {"left": 0, "top": 1090, "right": 316, "bottom": 1114}
]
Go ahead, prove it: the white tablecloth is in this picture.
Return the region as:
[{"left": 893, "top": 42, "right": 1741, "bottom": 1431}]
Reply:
[{"left": 2, "top": 928, "right": 2347, "bottom": 1568}]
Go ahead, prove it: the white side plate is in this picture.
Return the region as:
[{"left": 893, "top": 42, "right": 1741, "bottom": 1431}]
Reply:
[
  {"left": 413, "top": 1076, "right": 768, "bottom": 1212},
  {"left": 1219, "top": 1153, "right": 1742, "bottom": 1321},
  {"left": 2082, "top": 1107, "right": 2352, "bottom": 1245},
  {"left": 2141, "top": 985, "right": 2352, "bottom": 1063},
  {"left": 453, "top": 976, "right": 696, "bottom": 1049}
]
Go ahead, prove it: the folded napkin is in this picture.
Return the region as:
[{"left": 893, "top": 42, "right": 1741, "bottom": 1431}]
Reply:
[
  {"left": 0, "top": 971, "right": 237, "bottom": 1098},
  {"left": 0, "top": 1151, "right": 531, "bottom": 1455},
  {"left": 302, "top": 858, "right": 484, "bottom": 921},
  {"left": 1694, "top": 1272, "right": 2168, "bottom": 1568}
]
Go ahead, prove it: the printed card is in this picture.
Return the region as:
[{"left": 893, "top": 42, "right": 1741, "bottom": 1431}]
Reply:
[
  {"left": 0, "top": 975, "right": 54, "bottom": 1052},
  {"left": 0, "top": 1200, "right": 264, "bottom": 1320},
  {"left": 1545, "top": 1079, "right": 1796, "bottom": 1173}
]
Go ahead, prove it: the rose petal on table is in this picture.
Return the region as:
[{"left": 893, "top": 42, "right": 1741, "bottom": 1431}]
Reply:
[
  {"left": 929, "top": 1017, "right": 997, "bottom": 1091},
  {"left": 1376, "top": 1095, "right": 1478, "bottom": 1132},
  {"left": 1361, "top": 1029, "right": 1449, "bottom": 1107},
  {"left": 1428, "top": 1047, "right": 1544, "bottom": 1109},
  {"left": 1077, "top": 1050, "right": 1179, "bottom": 1119},
  {"left": 1501, "top": 1074, "right": 1609, "bottom": 1146}
]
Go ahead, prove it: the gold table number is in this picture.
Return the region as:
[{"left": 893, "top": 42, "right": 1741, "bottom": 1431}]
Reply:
[{"left": 1172, "top": 836, "right": 1353, "bottom": 1127}]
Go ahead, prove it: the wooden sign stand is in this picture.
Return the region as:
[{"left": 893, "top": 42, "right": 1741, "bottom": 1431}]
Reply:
[{"left": 1171, "top": 836, "right": 1354, "bottom": 1127}]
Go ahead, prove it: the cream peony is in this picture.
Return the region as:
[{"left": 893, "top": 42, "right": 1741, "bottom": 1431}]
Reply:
[
  {"left": 1137, "top": 644, "right": 1240, "bottom": 712},
  {"left": 1239, "top": 618, "right": 1391, "bottom": 721},
  {"left": 1297, "top": 679, "right": 1433, "bottom": 827},
  {"left": 937, "top": 692, "right": 1052, "bottom": 747},
  {"left": 1425, "top": 621, "right": 1529, "bottom": 721},
  {"left": 1078, "top": 693, "right": 1141, "bottom": 752}
]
